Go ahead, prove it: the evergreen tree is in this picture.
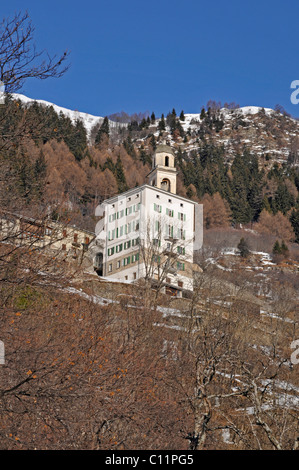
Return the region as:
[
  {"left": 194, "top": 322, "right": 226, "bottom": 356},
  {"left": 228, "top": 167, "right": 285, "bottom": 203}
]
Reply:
[
  {"left": 139, "top": 145, "right": 151, "bottom": 166},
  {"left": 237, "top": 237, "right": 250, "bottom": 258},
  {"left": 261, "top": 195, "right": 272, "bottom": 213},
  {"left": 115, "top": 155, "right": 128, "bottom": 192},
  {"left": 158, "top": 114, "right": 166, "bottom": 131},
  {"left": 70, "top": 119, "right": 87, "bottom": 161},
  {"left": 123, "top": 135, "right": 137, "bottom": 159},
  {"left": 95, "top": 116, "right": 110, "bottom": 145},
  {"left": 139, "top": 117, "right": 147, "bottom": 129},
  {"left": 200, "top": 108, "right": 206, "bottom": 120},
  {"left": 272, "top": 240, "right": 281, "bottom": 255},
  {"left": 273, "top": 183, "right": 295, "bottom": 215},
  {"left": 150, "top": 134, "right": 157, "bottom": 151},
  {"left": 179, "top": 110, "right": 185, "bottom": 121},
  {"left": 151, "top": 112, "right": 156, "bottom": 123},
  {"left": 290, "top": 208, "right": 299, "bottom": 243},
  {"left": 34, "top": 150, "right": 47, "bottom": 198}
]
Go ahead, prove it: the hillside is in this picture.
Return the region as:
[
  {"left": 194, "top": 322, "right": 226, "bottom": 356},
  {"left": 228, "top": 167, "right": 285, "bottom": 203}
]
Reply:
[
  {"left": 0, "top": 234, "right": 298, "bottom": 450},
  {"left": 12, "top": 94, "right": 299, "bottom": 164},
  {"left": 0, "top": 92, "right": 299, "bottom": 450},
  {"left": 12, "top": 93, "right": 126, "bottom": 140}
]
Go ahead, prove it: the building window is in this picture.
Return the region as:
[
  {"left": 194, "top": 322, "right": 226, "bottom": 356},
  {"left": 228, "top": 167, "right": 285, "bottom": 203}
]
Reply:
[
  {"left": 108, "top": 229, "right": 115, "bottom": 241},
  {"left": 154, "top": 203, "right": 162, "bottom": 213},
  {"left": 177, "top": 246, "right": 185, "bottom": 255},
  {"left": 124, "top": 240, "right": 131, "bottom": 250},
  {"left": 132, "top": 253, "right": 139, "bottom": 263},
  {"left": 133, "top": 272, "right": 137, "bottom": 280},
  {"left": 109, "top": 213, "right": 117, "bottom": 222},
  {"left": 108, "top": 247, "right": 115, "bottom": 256},
  {"left": 132, "top": 238, "right": 140, "bottom": 247},
  {"left": 177, "top": 261, "right": 185, "bottom": 271},
  {"left": 123, "top": 256, "right": 131, "bottom": 266},
  {"left": 116, "top": 243, "right": 123, "bottom": 253},
  {"left": 178, "top": 212, "right": 186, "bottom": 221},
  {"left": 108, "top": 263, "right": 112, "bottom": 272},
  {"left": 166, "top": 224, "right": 173, "bottom": 238},
  {"left": 178, "top": 228, "right": 186, "bottom": 240},
  {"left": 153, "top": 255, "right": 161, "bottom": 264},
  {"left": 117, "top": 260, "right": 121, "bottom": 269},
  {"left": 166, "top": 208, "right": 174, "bottom": 217}
]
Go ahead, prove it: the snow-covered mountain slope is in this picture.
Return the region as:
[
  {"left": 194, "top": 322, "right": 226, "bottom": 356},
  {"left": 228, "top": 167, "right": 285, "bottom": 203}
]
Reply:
[
  {"left": 10, "top": 94, "right": 299, "bottom": 163},
  {"left": 11, "top": 93, "right": 125, "bottom": 138},
  {"left": 150, "top": 105, "right": 299, "bottom": 163}
]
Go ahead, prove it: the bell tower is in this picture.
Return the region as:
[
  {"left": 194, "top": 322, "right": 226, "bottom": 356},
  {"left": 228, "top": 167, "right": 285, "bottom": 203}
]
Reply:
[{"left": 147, "top": 144, "right": 177, "bottom": 194}]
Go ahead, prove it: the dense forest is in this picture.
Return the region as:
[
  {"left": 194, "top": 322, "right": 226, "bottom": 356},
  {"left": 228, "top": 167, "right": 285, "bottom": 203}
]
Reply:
[{"left": 1, "top": 94, "right": 298, "bottom": 246}]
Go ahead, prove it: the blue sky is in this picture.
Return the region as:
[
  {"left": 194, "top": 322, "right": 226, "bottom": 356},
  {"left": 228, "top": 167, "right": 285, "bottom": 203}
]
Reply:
[{"left": 2, "top": 0, "right": 299, "bottom": 118}]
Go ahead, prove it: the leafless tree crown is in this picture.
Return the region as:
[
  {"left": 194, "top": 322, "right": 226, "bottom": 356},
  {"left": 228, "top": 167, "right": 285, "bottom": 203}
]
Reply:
[{"left": 0, "top": 11, "right": 70, "bottom": 92}]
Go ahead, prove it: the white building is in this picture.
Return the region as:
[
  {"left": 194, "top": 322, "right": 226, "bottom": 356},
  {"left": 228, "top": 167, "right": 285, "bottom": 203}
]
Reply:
[{"left": 93, "top": 144, "right": 203, "bottom": 296}]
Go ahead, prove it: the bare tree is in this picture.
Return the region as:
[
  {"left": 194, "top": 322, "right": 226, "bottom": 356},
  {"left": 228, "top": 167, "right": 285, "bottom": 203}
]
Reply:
[{"left": 0, "top": 11, "right": 69, "bottom": 93}]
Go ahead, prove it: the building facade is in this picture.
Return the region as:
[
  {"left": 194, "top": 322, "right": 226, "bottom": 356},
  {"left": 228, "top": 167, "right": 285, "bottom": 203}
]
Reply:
[
  {"left": 0, "top": 210, "right": 95, "bottom": 262},
  {"left": 93, "top": 145, "right": 203, "bottom": 295}
]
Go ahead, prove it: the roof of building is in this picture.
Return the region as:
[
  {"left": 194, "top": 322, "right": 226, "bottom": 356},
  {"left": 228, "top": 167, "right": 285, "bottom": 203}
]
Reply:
[
  {"left": 100, "top": 184, "right": 200, "bottom": 206},
  {"left": 155, "top": 144, "right": 175, "bottom": 156}
]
